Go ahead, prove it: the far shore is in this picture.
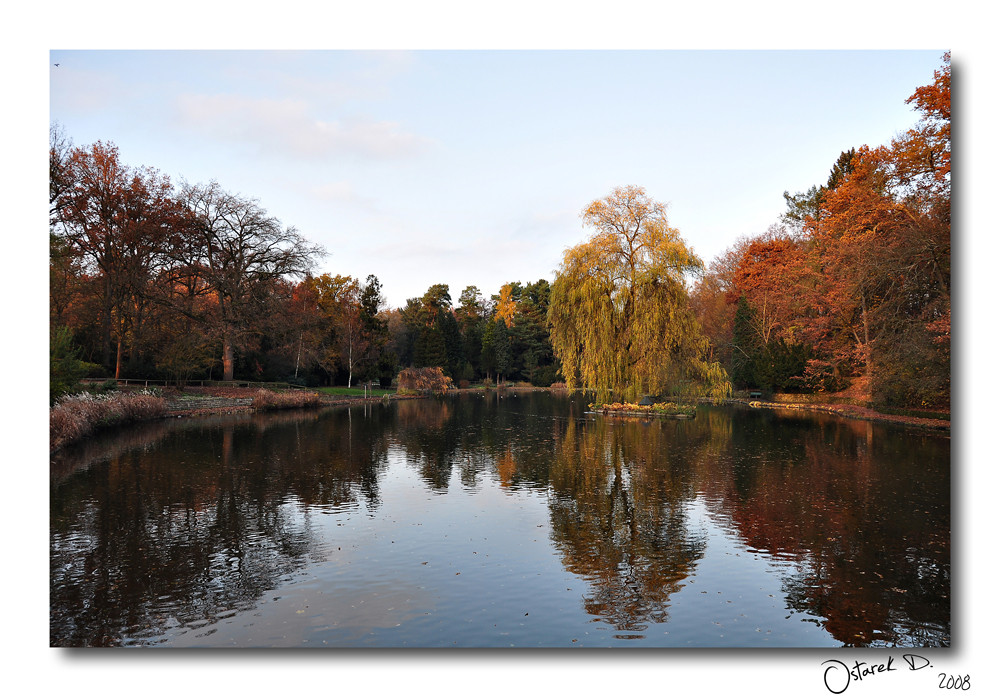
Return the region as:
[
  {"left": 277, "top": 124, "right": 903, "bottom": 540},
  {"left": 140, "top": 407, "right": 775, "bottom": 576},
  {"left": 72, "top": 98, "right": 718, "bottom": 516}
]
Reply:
[
  {"left": 51, "top": 383, "right": 949, "bottom": 456},
  {"left": 723, "top": 397, "right": 950, "bottom": 431},
  {"left": 160, "top": 384, "right": 950, "bottom": 431}
]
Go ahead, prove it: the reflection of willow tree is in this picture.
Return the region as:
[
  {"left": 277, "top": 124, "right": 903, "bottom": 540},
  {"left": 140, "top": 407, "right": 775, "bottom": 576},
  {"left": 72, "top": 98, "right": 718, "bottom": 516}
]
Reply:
[
  {"left": 695, "top": 407, "right": 950, "bottom": 647},
  {"left": 50, "top": 407, "right": 391, "bottom": 646},
  {"left": 546, "top": 417, "right": 707, "bottom": 635}
]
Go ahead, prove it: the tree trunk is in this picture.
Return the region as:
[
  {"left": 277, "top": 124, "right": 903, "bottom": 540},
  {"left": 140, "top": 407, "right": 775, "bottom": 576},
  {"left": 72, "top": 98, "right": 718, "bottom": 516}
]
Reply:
[
  {"left": 101, "top": 277, "right": 113, "bottom": 370},
  {"left": 222, "top": 334, "right": 235, "bottom": 381},
  {"left": 859, "top": 291, "right": 873, "bottom": 400},
  {"left": 115, "top": 336, "right": 123, "bottom": 380},
  {"left": 347, "top": 334, "right": 353, "bottom": 388},
  {"left": 294, "top": 332, "right": 302, "bottom": 379}
]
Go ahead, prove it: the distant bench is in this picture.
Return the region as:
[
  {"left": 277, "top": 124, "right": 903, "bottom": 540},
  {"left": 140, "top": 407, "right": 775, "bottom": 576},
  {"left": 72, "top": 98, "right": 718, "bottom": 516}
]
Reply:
[{"left": 749, "top": 391, "right": 762, "bottom": 398}]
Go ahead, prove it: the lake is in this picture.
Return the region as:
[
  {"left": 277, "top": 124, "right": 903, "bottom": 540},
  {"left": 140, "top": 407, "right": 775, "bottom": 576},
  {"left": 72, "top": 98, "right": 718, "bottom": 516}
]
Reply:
[{"left": 50, "top": 390, "right": 950, "bottom": 647}]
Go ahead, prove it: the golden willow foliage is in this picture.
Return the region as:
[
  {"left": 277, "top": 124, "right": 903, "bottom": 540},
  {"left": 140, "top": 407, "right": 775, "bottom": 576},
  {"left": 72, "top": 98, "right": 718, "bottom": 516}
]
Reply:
[{"left": 549, "top": 186, "right": 731, "bottom": 403}]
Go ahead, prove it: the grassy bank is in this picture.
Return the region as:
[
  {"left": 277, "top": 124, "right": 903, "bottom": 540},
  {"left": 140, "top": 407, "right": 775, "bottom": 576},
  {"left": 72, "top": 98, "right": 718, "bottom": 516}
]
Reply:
[
  {"left": 50, "top": 390, "right": 168, "bottom": 452},
  {"left": 318, "top": 386, "right": 395, "bottom": 398}
]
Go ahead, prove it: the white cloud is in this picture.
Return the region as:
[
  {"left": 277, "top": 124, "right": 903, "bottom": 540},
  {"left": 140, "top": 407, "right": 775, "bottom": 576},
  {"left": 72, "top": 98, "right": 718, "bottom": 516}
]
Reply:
[{"left": 173, "top": 93, "right": 432, "bottom": 160}]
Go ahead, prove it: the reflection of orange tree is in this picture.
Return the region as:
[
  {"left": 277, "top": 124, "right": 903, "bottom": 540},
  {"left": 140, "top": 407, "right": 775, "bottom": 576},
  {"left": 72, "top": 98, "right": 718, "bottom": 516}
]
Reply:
[
  {"left": 497, "top": 447, "right": 516, "bottom": 488},
  {"left": 546, "top": 418, "right": 706, "bottom": 635},
  {"left": 697, "top": 409, "right": 950, "bottom": 647}
]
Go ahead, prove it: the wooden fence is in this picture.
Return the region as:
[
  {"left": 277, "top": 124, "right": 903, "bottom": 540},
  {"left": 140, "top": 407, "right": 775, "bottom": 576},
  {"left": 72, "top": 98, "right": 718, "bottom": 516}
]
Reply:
[{"left": 80, "top": 378, "right": 310, "bottom": 390}]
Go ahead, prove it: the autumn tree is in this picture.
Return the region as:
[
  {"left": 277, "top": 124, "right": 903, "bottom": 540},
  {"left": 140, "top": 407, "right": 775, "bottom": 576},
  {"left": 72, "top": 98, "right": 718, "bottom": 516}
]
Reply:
[
  {"left": 302, "top": 273, "right": 364, "bottom": 386},
  {"left": 688, "top": 262, "right": 735, "bottom": 368},
  {"left": 722, "top": 226, "right": 815, "bottom": 391},
  {"left": 549, "top": 186, "right": 729, "bottom": 402},
  {"left": 54, "top": 141, "right": 182, "bottom": 377},
  {"left": 331, "top": 275, "right": 364, "bottom": 387},
  {"left": 856, "top": 54, "right": 949, "bottom": 406},
  {"left": 778, "top": 55, "right": 951, "bottom": 406},
  {"left": 782, "top": 149, "right": 856, "bottom": 228},
  {"left": 278, "top": 276, "right": 323, "bottom": 382},
  {"left": 494, "top": 283, "right": 517, "bottom": 328},
  {"left": 728, "top": 227, "right": 810, "bottom": 345},
  {"left": 179, "top": 181, "right": 324, "bottom": 381},
  {"left": 892, "top": 52, "right": 950, "bottom": 201},
  {"left": 49, "top": 126, "right": 80, "bottom": 328}
]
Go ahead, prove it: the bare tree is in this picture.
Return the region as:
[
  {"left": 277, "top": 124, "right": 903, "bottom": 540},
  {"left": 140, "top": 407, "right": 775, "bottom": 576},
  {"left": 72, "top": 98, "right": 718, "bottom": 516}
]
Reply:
[{"left": 179, "top": 181, "right": 325, "bottom": 381}]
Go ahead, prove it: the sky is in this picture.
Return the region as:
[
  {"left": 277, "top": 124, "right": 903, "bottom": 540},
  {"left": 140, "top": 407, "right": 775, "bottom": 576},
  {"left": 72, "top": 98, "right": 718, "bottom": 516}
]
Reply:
[{"left": 48, "top": 49, "right": 944, "bottom": 308}]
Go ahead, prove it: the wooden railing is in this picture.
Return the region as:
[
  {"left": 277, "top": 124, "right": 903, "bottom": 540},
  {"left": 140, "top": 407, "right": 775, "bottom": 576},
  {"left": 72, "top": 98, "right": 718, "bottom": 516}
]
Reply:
[{"left": 80, "top": 378, "right": 310, "bottom": 390}]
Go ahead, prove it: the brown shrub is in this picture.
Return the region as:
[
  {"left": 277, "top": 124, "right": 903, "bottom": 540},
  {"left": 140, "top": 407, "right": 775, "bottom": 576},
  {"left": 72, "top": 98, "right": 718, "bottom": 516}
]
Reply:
[
  {"left": 396, "top": 367, "right": 454, "bottom": 395},
  {"left": 251, "top": 389, "right": 322, "bottom": 410}
]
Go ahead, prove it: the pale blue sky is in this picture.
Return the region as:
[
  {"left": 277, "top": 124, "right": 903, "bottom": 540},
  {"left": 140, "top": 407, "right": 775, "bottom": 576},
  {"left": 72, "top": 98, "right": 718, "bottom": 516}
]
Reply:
[{"left": 49, "top": 49, "right": 944, "bottom": 308}]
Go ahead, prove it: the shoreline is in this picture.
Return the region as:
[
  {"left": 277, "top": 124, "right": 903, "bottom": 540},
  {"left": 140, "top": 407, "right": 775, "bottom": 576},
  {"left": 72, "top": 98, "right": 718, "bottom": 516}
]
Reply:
[
  {"left": 52, "top": 386, "right": 949, "bottom": 456},
  {"left": 164, "top": 386, "right": 950, "bottom": 431},
  {"left": 163, "top": 388, "right": 416, "bottom": 418},
  {"left": 726, "top": 398, "right": 950, "bottom": 432}
]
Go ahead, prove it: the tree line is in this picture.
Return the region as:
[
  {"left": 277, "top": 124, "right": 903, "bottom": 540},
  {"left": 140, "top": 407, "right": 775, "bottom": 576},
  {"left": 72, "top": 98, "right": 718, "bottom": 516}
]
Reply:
[
  {"left": 48, "top": 137, "right": 562, "bottom": 397},
  {"left": 690, "top": 53, "right": 950, "bottom": 409},
  {"left": 51, "top": 54, "right": 949, "bottom": 411}
]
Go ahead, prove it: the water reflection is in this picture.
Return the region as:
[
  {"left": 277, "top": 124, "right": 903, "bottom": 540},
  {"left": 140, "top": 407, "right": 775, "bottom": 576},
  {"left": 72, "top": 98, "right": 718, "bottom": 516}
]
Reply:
[
  {"left": 50, "top": 408, "right": 390, "bottom": 646},
  {"left": 691, "top": 406, "right": 950, "bottom": 646},
  {"left": 548, "top": 418, "right": 707, "bottom": 637},
  {"left": 50, "top": 393, "right": 950, "bottom": 647}
]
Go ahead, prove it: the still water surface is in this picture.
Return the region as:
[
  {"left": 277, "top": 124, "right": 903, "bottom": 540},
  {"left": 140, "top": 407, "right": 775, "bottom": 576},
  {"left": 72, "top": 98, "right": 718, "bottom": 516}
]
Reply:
[{"left": 50, "top": 391, "right": 950, "bottom": 647}]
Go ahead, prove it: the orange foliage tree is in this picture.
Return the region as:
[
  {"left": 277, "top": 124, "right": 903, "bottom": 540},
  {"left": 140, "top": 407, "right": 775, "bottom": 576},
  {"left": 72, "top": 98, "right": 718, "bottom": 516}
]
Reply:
[{"left": 694, "top": 53, "right": 950, "bottom": 406}]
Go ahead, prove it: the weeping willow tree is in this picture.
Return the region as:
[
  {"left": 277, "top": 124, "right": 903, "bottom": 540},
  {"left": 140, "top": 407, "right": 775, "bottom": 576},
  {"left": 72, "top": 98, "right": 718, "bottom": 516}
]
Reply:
[{"left": 548, "top": 186, "right": 730, "bottom": 403}]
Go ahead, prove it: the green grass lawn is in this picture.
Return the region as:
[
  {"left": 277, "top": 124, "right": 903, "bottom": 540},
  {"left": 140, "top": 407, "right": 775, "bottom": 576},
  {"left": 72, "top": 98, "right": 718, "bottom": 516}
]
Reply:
[{"left": 318, "top": 386, "right": 395, "bottom": 397}]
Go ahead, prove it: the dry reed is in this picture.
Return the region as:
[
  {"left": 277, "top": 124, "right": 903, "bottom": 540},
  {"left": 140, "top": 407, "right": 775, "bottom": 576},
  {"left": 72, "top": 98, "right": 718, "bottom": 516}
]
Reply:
[
  {"left": 50, "top": 390, "right": 167, "bottom": 452},
  {"left": 251, "top": 389, "right": 322, "bottom": 410}
]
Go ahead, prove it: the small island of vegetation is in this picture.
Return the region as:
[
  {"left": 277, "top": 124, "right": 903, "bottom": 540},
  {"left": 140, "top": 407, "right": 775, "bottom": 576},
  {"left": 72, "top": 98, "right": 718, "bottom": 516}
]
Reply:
[{"left": 590, "top": 401, "right": 697, "bottom": 418}]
